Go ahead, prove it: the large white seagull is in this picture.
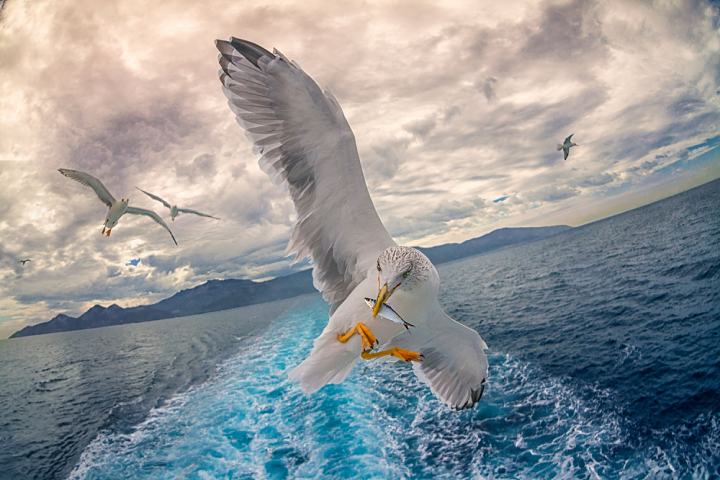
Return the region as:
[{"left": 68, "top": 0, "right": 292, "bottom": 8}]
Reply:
[{"left": 216, "top": 38, "right": 488, "bottom": 410}]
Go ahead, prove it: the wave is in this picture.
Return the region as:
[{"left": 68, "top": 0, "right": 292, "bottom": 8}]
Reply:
[{"left": 68, "top": 298, "right": 719, "bottom": 479}]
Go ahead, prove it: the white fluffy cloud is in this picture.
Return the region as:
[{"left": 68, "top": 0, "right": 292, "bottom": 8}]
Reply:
[{"left": 0, "top": 0, "right": 719, "bottom": 337}]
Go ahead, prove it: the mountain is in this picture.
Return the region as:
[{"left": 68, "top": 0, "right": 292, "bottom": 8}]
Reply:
[
  {"left": 10, "top": 225, "right": 570, "bottom": 338},
  {"left": 416, "top": 226, "right": 572, "bottom": 265},
  {"left": 153, "top": 269, "right": 315, "bottom": 316},
  {"left": 11, "top": 305, "right": 175, "bottom": 337}
]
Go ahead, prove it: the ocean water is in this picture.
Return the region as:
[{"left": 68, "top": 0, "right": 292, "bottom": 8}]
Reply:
[{"left": 2, "top": 178, "right": 719, "bottom": 479}]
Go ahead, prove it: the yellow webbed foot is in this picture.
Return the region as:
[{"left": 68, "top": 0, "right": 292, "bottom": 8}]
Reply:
[
  {"left": 390, "top": 347, "right": 423, "bottom": 362},
  {"left": 338, "top": 322, "right": 378, "bottom": 352},
  {"left": 106, "top": 229, "right": 111, "bottom": 237},
  {"left": 356, "top": 323, "right": 378, "bottom": 351},
  {"left": 361, "top": 347, "right": 423, "bottom": 363}
]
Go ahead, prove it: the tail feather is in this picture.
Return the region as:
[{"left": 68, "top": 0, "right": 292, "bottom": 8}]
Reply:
[
  {"left": 289, "top": 331, "right": 359, "bottom": 394},
  {"left": 557, "top": 144, "right": 563, "bottom": 150}
]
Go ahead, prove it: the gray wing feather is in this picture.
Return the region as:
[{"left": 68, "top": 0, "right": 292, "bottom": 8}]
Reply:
[
  {"left": 135, "top": 187, "right": 172, "bottom": 209},
  {"left": 216, "top": 38, "right": 395, "bottom": 311},
  {"left": 563, "top": 147, "right": 570, "bottom": 160},
  {"left": 58, "top": 169, "right": 116, "bottom": 208},
  {"left": 125, "top": 207, "right": 178, "bottom": 246},
  {"left": 176, "top": 208, "right": 219, "bottom": 219},
  {"left": 384, "top": 312, "right": 489, "bottom": 411},
  {"left": 564, "top": 133, "right": 574, "bottom": 144}
]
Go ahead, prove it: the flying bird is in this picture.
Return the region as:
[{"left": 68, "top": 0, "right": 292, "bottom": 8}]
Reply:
[
  {"left": 557, "top": 134, "right": 578, "bottom": 160},
  {"left": 18, "top": 259, "right": 31, "bottom": 265},
  {"left": 135, "top": 188, "right": 220, "bottom": 221},
  {"left": 216, "top": 38, "right": 488, "bottom": 410},
  {"left": 58, "top": 169, "right": 177, "bottom": 246}
]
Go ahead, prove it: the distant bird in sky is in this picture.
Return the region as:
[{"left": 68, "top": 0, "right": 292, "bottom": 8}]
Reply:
[
  {"left": 58, "top": 169, "right": 177, "bottom": 246},
  {"left": 135, "top": 188, "right": 220, "bottom": 221},
  {"left": 18, "top": 259, "right": 31, "bottom": 265},
  {"left": 557, "top": 134, "right": 578, "bottom": 160},
  {"left": 216, "top": 38, "right": 488, "bottom": 410}
]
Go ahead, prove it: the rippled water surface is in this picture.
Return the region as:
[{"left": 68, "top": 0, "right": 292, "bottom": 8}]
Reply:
[{"left": 2, "top": 179, "right": 719, "bottom": 479}]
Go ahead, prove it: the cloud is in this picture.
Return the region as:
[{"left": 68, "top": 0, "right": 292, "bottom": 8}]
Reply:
[
  {"left": 576, "top": 173, "right": 616, "bottom": 188},
  {"left": 175, "top": 154, "right": 218, "bottom": 180},
  {"left": 363, "top": 136, "right": 412, "bottom": 185},
  {"left": 524, "top": 185, "right": 580, "bottom": 203},
  {"left": 479, "top": 77, "right": 498, "bottom": 103},
  {"left": 1, "top": 0, "right": 719, "bottom": 335},
  {"left": 403, "top": 116, "right": 438, "bottom": 139}
]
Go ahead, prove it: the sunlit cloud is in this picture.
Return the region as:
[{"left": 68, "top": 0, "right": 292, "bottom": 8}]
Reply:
[{"left": 0, "top": 0, "right": 718, "bottom": 336}]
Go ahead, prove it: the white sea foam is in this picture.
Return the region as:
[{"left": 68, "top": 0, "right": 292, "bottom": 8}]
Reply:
[{"left": 69, "top": 297, "right": 716, "bottom": 479}]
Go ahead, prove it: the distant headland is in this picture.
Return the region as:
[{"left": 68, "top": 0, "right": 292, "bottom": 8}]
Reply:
[{"left": 10, "top": 226, "right": 571, "bottom": 338}]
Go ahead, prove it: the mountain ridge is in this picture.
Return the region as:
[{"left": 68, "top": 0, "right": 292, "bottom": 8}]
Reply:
[{"left": 10, "top": 225, "right": 571, "bottom": 338}]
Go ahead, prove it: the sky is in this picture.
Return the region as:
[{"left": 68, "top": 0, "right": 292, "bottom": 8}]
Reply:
[{"left": 1, "top": 0, "right": 719, "bottom": 338}]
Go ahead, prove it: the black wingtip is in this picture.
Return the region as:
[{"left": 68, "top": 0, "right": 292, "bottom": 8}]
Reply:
[{"left": 228, "top": 37, "right": 274, "bottom": 69}]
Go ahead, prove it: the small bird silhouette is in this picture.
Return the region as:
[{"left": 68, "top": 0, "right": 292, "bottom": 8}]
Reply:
[
  {"left": 18, "top": 259, "right": 31, "bottom": 265},
  {"left": 557, "top": 134, "right": 579, "bottom": 160}
]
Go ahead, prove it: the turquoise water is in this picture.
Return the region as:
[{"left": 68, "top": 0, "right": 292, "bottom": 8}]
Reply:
[
  {"left": 69, "top": 298, "right": 630, "bottom": 479},
  {"left": 2, "top": 179, "right": 719, "bottom": 479}
]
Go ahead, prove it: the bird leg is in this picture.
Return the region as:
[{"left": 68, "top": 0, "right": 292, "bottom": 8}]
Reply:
[
  {"left": 102, "top": 226, "right": 106, "bottom": 234},
  {"left": 361, "top": 347, "right": 423, "bottom": 363},
  {"left": 106, "top": 229, "right": 111, "bottom": 237},
  {"left": 338, "top": 323, "right": 378, "bottom": 351}
]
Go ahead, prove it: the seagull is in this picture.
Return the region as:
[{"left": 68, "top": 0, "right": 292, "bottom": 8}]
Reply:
[
  {"left": 135, "top": 188, "right": 220, "bottom": 221},
  {"left": 216, "top": 38, "right": 489, "bottom": 410},
  {"left": 557, "top": 134, "right": 578, "bottom": 160},
  {"left": 58, "top": 169, "right": 178, "bottom": 246},
  {"left": 18, "top": 259, "right": 31, "bottom": 265}
]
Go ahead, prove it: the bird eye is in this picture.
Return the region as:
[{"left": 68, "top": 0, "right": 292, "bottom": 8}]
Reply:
[
  {"left": 377, "top": 261, "right": 381, "bottom": 272},
  {"left": 403, "top": 268, "right": 412, "bottom": 277}
]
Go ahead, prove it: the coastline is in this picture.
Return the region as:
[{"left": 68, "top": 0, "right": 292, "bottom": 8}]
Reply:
[{"left": 0, "top": 293, "right": 323, "bottom": 480}]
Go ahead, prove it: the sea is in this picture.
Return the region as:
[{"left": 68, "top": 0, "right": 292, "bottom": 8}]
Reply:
[{"left": 1, "top": 178, "right": 718, "bottom": 480}]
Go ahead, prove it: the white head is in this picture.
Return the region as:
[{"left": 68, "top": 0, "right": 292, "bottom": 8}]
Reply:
[{"left": 373, "top": 246, "right": 439, "bottom": 319}]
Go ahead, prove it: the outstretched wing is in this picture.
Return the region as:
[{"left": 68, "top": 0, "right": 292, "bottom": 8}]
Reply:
[
  {"left": 216, "top": 38, "right": 395, "bottom": 311},
  {"left": 385, "top": 312, "right": 489, "bottom": 411},
  {"left": 126, "top": 207, "right": 178, "bottom": 246},
  {"left": 563, "top": 147, "right": 570, "bottom": 160},
  {"left": 176, "top": 208, "right": 219, "bottom": 220},
  {"left": 135, "top": 187, "right": 171, "bottom": 209},
  {"left": 59, "top": 169, "right": 116, "bottom": 208},
  {"left": 564, "top": 133, "right": 574, "bottom": 144}
]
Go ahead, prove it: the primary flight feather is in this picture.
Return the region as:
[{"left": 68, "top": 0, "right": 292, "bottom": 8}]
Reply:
[{"left": 215, "top": 38, "right": 488, "bottom": 410}]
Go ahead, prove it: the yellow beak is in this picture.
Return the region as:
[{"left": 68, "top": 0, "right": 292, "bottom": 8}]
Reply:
[{"left": 373, "top": 284, "right": 389, "bottom": 320}]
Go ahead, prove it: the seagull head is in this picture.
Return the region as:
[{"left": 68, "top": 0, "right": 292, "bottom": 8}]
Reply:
[{"left": 373, "top": 246, "right": 438, "bottom": 319}]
